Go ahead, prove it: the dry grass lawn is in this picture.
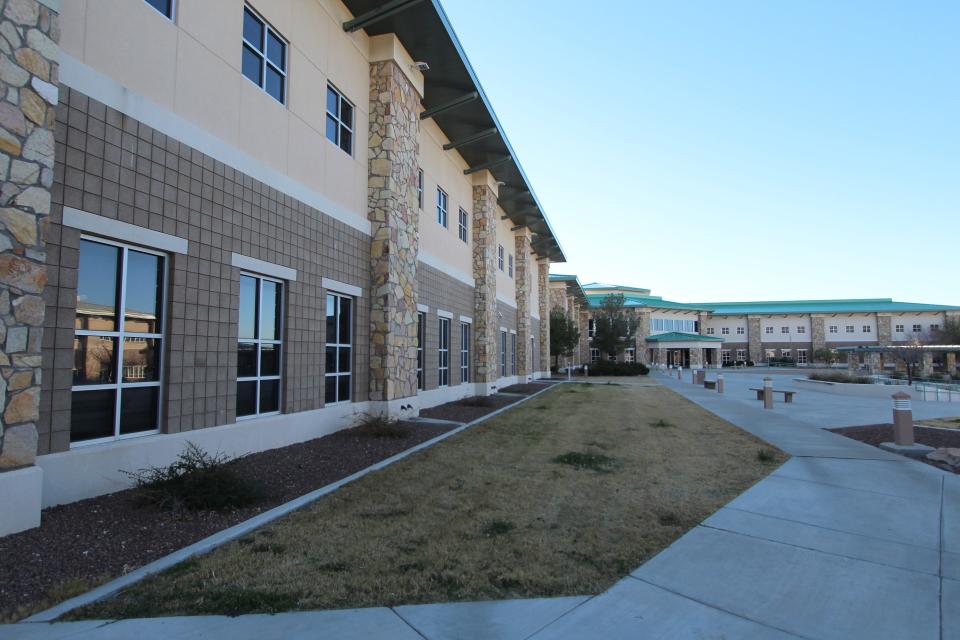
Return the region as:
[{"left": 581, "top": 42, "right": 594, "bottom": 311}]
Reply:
[
  {"left": 917, "top": 416, "right": 960, "bottom": 430},
  {"left": 72, "top": 383, "right": 785, "bottom": 619}
]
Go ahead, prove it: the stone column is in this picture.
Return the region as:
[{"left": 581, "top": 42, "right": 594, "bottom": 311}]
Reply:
[
  {"left": 847, "top": 351, "right": 859, "bottom": 370},
  {"left": 698, "top": 312, "right": 710, "bottom": 335},
  {"left": 747, "top": 316, "right": 763, "bottom": 364},
  {"left": 537, "top": 259, "right": 549, "bottom": 374},
  {"left": 690, "top": 347, "right": 703, "bottom": 368},
  {"left": 811, "top": 314, "right": 826, "bottom": 357},
  {"left": 0, "top": 0, "right": 59, "bottom": 537},
  {"left": 921, "top": 352, "right": 934, "bottom": 378},
  {"left": 472, "top": 171, "right": 499, "bottom": 390},
  {"left": 877, "top": 314, "right": 892, "bottom": 346},
  {"left": 579, "top": 307, "right": 590, "bottom": 365},
  {"left": 946, "top": 352, "right": 957, "bottom": 376},
  {"left": 513, "top": 231, "right": 531, "bottom": 378},
  {"left": 636, "top": 311, "right": 650, "bottom": 363},
  {"left": 367, "top": 50, "right": 421, "bottom": 414}
]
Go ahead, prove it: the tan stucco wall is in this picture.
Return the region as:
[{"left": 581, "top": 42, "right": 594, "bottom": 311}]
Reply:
[
  {"left": 418, "top": 118, "right": 473, "bottom": 278},
  {"left": 60, "top": 0, "right": 371, "bottom": 225},
  {"left": 495, "top": 207, "right": 516, "bottom": 305}
]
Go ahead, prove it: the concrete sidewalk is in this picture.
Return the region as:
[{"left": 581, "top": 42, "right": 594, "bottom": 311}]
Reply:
[{"left": 3, "top": 374, "right": 956, "bottom": 639}]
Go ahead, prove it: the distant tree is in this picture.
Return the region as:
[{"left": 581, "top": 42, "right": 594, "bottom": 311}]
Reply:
[
  {"left": 934, "top": 318, "right": 960, "bottom": 345},
  {"left": 592, "top": 294, "right": 636, "bottom": 357},
  {"left": 891, "top": 328, "right": 939, "bottom": 384},
  {"left": 549, "top": 308, "right": 580, "bottom": 369},
  {"left": 813, "top": 348, "right": 838, "bottom": 365}
]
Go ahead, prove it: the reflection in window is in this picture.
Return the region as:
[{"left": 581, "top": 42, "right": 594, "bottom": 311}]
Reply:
[
  {"left": 325, "top": 293, "right": 352, "bottom": 404},
  {"left": 438, "top": 317, "right": 450, "bottom": 387},
  {"left": 237, "top": 274, "right": 283, "bottom": 418},
  {"left": 417, "top": 312, "right": 425, "bottom": 390},
  {"left": 71, "top": 239, "right": 164, "bottom": 444}
]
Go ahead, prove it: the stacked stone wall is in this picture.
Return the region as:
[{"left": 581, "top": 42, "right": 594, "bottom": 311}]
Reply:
[
  {"left": 471, "top": 182, "right": 497, "bottom": 383},
  {"left": 514, "top": 233, "right": 531, "bottom": 376},
  {"left": 0, "top": 0, "right": 58, "bottom": 469},
  {"left": 537, "top": 261, "right": 549, "bottom": 372}
]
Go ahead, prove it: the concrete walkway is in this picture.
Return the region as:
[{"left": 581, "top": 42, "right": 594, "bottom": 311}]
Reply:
[{"left": 3, "top": 374, "right": 956, "bottom": 639}]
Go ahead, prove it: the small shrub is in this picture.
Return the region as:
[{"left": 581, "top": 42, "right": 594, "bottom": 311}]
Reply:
[
  {"left": 459, "top": 395, "right": 496, "bottom": 408},
  {"left": 756, "top": 448, "right": 776, "bottom": 463},
  {"left": 355, "top": 414, "right": 409, "bottom": 438},
  {"left": 586, "top": 361, "right": 650, "bottom": 376},
  {"left": 552, "top": 451, "right": 617, "bottom": 473},
  {"left": 808, "top": 372, "right": 872, "bottom": 385},
  {"left": 481, "top": 519, "right": 516, "bottom": 537},
  {"left": 122, "top": 442, "right": 263, "bottom": 512},
  {"left": 657, "top": 512, "right": 681, "bottom": 526},
  {"left": 649, "top": 419, "right": 673, "bottom": 428}
]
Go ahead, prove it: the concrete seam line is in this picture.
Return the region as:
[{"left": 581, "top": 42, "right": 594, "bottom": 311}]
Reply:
[
  {"left": 23, "top": 384, "right": 560, "bottom": 623},
  {"left": 520, "top": 596, "right": 597, "bottom": 640}
]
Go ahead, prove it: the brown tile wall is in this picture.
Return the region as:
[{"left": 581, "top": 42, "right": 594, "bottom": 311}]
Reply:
[
  {"left": 416, "top": 262, "right": 475, "bottom": 390},
  {"left": 39, "top": 86, "right": 371, "bottom": 455}
]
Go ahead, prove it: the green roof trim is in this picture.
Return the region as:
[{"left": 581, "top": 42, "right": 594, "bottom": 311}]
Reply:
[
  {"left": 585, "top": 293, "right": 710, "bottom": 311},
  {"left": 645, "top": 332, "right": 724, "bottom": 343},
  {"left": 697, "top": 299, "right": 960, "bottom": 315}
]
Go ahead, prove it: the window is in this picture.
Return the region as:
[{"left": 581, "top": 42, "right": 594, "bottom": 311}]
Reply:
[
  {"left": 862, "top": 325, "right": 872, "bottom": 333},
  {"left": 797, "top": 326, "right": 806, "bottom": 334},
  {"left": 651, "top": 318, "right": 697, "bottom": 333},
  {"left": 417, "top": 169, "right": 424, "bottom": 210},
  {"left": 458, "top": 208, "right": 468, "bottom": 243},
  {"left": 736, "top": 349, "right": 747, "bottom": 362},
  {"left": 324, "top": 84, "right": 354, "bottom": 154},
  {"left": 145, "top": 0, "right": 173, "bottom": 19},
  {"left": 765, "top": 326, "right": 774, "bottom": 334},
  {"left": 436, "top": 188, "right": 448, "bottom": 227},
  {"left": 510, "top": 333, "right": 517, "bottom": 375},
  {"left": 845, "top": 325, "right": 855, "bottom": 333},
  {"left": 829, "top": 325, "right": 838, "bottom": 334},
  {"left": 608, "top": 352, "right": 617, "bottom": 362},
  {"left": 438, "top": 317, "right": 450, "bottom": 387},
  {"left": 508, "top": 254, "right": 514, "bottom": 279},
  {"left": 781, "top": 349, "right": 792, "bottom": 358},
  {"left": 931, "top": 324, "right": 941, "bottom": 332},
  {"left": 912, "top": 324, "right": 922, "bottom": 333},
  {"left": 588, "top": 318, "right": 596, "bottom": 338},
  {"left": 497, "top": 245, "right": 504, "bottom": 271},
  {"left": 737, "top": 326, "right": 745, "bottom": 335},
  {"left": 416, "top": 312, "right": 425, "bottom": 390},
  {"left": 895, "top": 324, "right": 904, "bottom": 333},
  {"left": 500, "top": 331, "right": 507, "bottom": 377},
  {"left": 72, "top": 238, "right": 165, "bottom": 444},
  {"left": 781, "top": 326, "right": 790, "bottom": 334},
  {"left": 721, "top": 350, "right": 731, "bottom": 364},
  {"left": 324, "top": 293, "right": 352, "bottom": 404},
  {"left": 765, "top": 349, "right": 776, "bottom": 359},
  {"left": 624, "top": 348, "right": 636, "bottom": 363},
  {"left": 705, "top": 327, "right": 715, "bottom": 335},
  {"left": 242, "top": 6, "right": 286, "bottom": 103},
  {"left": 460, "top": 322, "right": 470, "bottom": 383},
  {"left": 590, "top": 348, "right": 600, "bottom": 363},
  {"left": 721, "top": 327, "right": 730, "bottom": 335},
  {"left": 237, "top": 274, "right": 283, "bottom": 418},
  {"left": 797, "top": 349, "right": 808, "bottom": 364}
]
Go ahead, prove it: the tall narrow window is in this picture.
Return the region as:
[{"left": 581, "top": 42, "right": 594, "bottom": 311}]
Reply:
[
  {"left": 417, "top": 169, "right": 424, "bottom": 210},
  {"left": 72, "top": 238, "right": 165, "bottom": 444},
  {"left": 242, "top": 6, "right": 286, "bottom": 103},
  {"left": 460, "top": 322, "right": 471, "bottom": 383},
  {"left": 500, "top": 330, "right": 507, "bottom": 377},
  {"left": 145, "top": 0, "right": 174, "bottom": 19},
  {"left": 510, "top": 333, "right": 517, "bottom": 375},
  {"left": 438, "top": 317, "right": 450, "bottom": 387},
  {"left": 508, "top": 254, "right": 514, "bottom": 279},
  {"left": 417, "top": 311, "right": 425, "bottom": 390},
  {"left": 325, "top": 293, "right": 352, "bottom": 404},
  {"left": 325, "top": 84, "right": 354, "bottom": 155},
  {"left": 497, "top": 245, "right": 504, "bottom": 271},
  {"left": 436, "top": 188, "right": 448, "bottom": 227},
  {"left": 237, "top": 274, "right": 283, "bottom": 418},
  {"left": 458, "top": 208, "right": 468, "bottom": 243}
]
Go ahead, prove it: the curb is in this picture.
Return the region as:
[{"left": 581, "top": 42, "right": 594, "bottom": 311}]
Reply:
[{"left": 22, "top": 383, "right": 561, "bottom": 623}]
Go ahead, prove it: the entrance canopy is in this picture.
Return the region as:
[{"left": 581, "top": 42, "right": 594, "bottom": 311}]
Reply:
[{"left": 645, "top": 331, "right": 724, "bottom": 351}]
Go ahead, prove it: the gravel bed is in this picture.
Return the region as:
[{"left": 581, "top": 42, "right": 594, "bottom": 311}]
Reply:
[
  {"left": 499, "top": 382, "right": 557, "bottom": 395},
  {"left": 418, "top": 394, "right": 522, "bottom": 423},
  {"left": 830, "top": 424, "right": 960, "bottom": 473},
  {"left": 0, "top": 420, "right": 454, "bottom": 622}
]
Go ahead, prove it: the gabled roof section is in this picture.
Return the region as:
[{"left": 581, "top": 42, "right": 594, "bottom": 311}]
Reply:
[
  {"left": 583, "top": 283, "right": 652, "bottom": 295},
  {"left": 340, "top": 0, "right": 566, "bottom": 262},
  {"left": 549, "top": 274, "right": 587, "bottom": 305},
  {"left": 645, "top": 332, "right": 723, "bottom": 343},
  {"left": 699, "top": 299, "right": 960, "bottom": 315},
  {"left": 585, "top": 293, "right": 711, "bottom": 312}
]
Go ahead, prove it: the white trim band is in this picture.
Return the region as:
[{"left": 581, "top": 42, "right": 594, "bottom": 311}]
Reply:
[
  {"left": 459, "top": 315, "right": 473, "bottom": 324},
  {"left": 437, "top": 309, "right": 454, "bottom": 319},
  {"left": 63, "top": 207, "right": 188, "bottom": 254},
  {"left": 322, "top": 278, "right": 363, "bottom": 298},
  {"left": 496, "top": 292, "right": 517, "bottom": 309},
  {"left": 60, "top": 53, "right": 372, "bottom": 237},
  {"left": 231, "top": 253, "right": 297, "bottom": 281},
  {"left": 417, "top": 303, "right": 430, "bottom": 313}
]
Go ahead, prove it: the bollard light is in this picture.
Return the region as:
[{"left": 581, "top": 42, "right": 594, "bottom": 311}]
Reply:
[
  {"left": 763, "top": 377, "right": 774, "bottom": 409},
  {"left": 892, "top": 391, "right": 913, "bottom": 446},
  {"left": 717, "top": 374, "right": 725, "bottom": 394}
]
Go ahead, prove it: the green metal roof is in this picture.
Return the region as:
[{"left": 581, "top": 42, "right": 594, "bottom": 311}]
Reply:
[
  {"left": 583, "top": 283, "right": 652, "bottom": 293},
  {"left": 586, "top": 293, "right": 710, "bottom": 311},
  {"left": 697, "top": 299, "right": 960, "bottom": 315},
  {"left": 645, "top": 332, "right": 724, "bottom": 343}
]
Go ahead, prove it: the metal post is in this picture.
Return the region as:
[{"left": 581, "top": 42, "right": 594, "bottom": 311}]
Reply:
[
  {"left": 763, "top": 377, "right": 773, "bottom": 409},
  {"left": 892, "top": 392, "right": 914, "bottom": 446},
  {"left": 677, "top": 366, "right": 683, "bottom": 380},
  {"left": 584, "top": 365, "right": 589, "bottom": 379},
  {"left": 717, "top": 374, "right": 724, "bottom": 394}
]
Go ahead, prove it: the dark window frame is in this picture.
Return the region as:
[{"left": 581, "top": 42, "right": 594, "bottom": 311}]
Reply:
[
  {"left": 144, "top": 0, "right": 174, "bottom": 19},
  {"left": 237, "top": 273, "right": 284, "bottom": 419},
  {"left": 460, "top": 322, "right": 471, "bottom": 383},
  {"left": 241, "top": 5, "right": 287, "bottom": 104},
  {"left": 324, "top": 292, "right": 353, "bottom": 404},
  {"left": 326, "top": 84, "right": 354, "bottom": 155},
  {"left": 438, "top": 317, "right": 450, "bottom": 387}
]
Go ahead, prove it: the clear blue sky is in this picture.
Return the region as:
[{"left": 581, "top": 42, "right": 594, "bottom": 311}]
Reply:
[{"left": 440, "top": 0, "right": 960, "bottom": 304}]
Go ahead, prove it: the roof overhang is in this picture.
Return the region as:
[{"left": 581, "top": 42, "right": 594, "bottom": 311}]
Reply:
[
  {"left": 339, "top": 0, "right": 566, "bottom": 262},
  {"left": 835, "top": 345, "right": 960, "bottom": 353}
]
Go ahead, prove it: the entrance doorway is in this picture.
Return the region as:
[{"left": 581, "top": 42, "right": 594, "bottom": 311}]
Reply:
[{"left": 666, "top": 349, "right": 690, "bottom": 368}]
